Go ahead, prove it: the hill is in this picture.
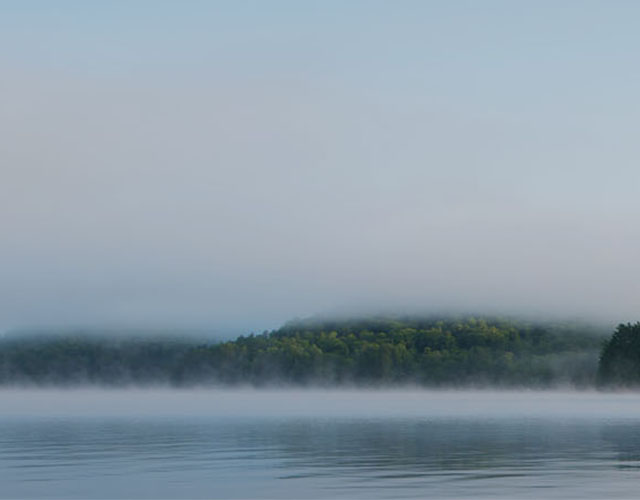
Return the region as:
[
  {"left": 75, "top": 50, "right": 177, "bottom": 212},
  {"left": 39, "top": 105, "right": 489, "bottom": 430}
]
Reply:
[
  {"left": 175, "top": 316, "right": 605, "bottom": 387},
  {"left": 0, "top": 316, "right": 607, "bottom": 387}
]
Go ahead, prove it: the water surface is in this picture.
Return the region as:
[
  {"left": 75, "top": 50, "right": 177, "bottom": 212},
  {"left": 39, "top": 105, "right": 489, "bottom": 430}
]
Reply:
[{"left": 1, "top": 390, "right": 639, "bottom": 499}]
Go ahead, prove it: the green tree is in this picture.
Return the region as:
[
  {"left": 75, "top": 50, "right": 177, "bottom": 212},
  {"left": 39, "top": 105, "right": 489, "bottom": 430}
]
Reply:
[{"left": 598, "top": 323, "right": 640, "bottom": 387}]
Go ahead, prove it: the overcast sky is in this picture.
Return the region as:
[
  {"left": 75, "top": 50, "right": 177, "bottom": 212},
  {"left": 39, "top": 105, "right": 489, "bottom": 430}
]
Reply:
[{"left": 1, "top": 1, "right": 640, "bottom": 334}]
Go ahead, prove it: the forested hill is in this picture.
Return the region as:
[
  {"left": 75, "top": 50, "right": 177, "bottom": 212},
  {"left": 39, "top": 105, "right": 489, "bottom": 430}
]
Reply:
[
  {"left": 178, "top": 317, "right": 604, "bottom": 387},
  {"left": 0, "top": 316, "right": 607, "bottom": 387}
]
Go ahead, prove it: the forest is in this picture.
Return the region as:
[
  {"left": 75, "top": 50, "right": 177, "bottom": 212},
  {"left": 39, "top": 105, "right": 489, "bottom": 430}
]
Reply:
[
  {"left": 597, "top": 322, "right": 640, "bottom": 387},
  {"left": 0, "top": 316, "right": 610, "bottom": 387}
]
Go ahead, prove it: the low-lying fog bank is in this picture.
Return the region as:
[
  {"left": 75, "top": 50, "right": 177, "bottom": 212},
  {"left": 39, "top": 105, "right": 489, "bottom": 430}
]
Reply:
[{"left": 2, "top": 389, "right": 640, "bottom": 419}]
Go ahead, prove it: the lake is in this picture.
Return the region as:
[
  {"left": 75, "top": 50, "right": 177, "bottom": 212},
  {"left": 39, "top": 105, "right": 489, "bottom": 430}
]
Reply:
[{"left": 1, "top": 390, "right": 639, "bottom": 499}]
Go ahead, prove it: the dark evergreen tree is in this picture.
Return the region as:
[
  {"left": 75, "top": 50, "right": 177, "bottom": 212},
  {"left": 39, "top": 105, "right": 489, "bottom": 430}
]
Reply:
[{"left": 598, "top": 323, "right": 640, "bottom": 387}]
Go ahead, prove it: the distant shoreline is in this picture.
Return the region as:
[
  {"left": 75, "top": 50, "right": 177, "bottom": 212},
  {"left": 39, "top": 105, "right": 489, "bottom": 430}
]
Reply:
[{"left": 0, "top": 316, "right": 609, "bottom": 389}]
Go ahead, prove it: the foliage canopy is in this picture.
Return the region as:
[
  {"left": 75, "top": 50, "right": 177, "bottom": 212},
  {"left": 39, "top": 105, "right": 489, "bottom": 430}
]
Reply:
[
  {"left": 597, "top": 322, "right": 640, "bottom": 387},
  {"left": 0, "top": 316, "right": 605, "bottom": 387}
]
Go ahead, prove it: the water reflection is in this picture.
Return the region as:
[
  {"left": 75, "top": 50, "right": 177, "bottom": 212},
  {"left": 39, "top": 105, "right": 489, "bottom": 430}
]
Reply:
[{"left": 1, "top": 414, "right": 640, "bottom": 499}]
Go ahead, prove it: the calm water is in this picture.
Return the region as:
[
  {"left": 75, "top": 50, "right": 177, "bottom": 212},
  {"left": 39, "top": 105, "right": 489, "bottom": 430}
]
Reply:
[{"left": 2, "top": 390, "right": 640, "bottom": 499}]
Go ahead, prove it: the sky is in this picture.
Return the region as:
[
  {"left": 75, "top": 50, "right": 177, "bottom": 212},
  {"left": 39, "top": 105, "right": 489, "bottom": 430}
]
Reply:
[{"left": 1, "top": 1, "right": 640, "bottom": 335}]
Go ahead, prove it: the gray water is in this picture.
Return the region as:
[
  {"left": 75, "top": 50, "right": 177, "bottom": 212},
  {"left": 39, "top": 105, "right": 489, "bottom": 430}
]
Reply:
[{"left": 2, "top": 390, "right": 640, "bottom": 499}]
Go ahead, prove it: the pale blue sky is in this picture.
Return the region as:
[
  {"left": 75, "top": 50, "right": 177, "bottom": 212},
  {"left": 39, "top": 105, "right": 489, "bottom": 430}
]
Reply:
[{"left": 1, "top": 1, "right": 639, "bottom": 333}]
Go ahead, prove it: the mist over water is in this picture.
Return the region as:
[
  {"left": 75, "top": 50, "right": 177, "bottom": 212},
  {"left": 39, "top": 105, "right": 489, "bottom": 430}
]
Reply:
[{"left": 1, "top": 388, "right": 638, "bottom": 419}]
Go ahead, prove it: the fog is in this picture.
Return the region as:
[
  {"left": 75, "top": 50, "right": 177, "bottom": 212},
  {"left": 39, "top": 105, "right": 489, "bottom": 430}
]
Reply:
[
  {"left": 2, "top": 2, "right": 640, "bottom": 333},
  {"left": 1, "top": 389, "right": 640, "bottom": 420}
]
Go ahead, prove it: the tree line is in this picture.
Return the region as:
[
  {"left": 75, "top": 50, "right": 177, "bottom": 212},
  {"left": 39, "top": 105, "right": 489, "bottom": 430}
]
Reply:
[{"left": 0, "top": 316, "right": 609, "bottom": 387}]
